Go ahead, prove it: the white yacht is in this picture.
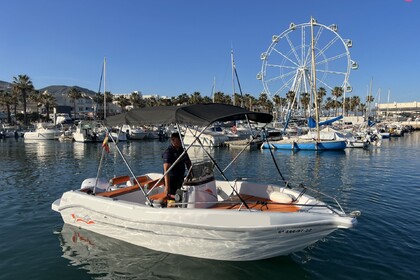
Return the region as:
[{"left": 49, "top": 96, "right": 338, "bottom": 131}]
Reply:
[
  {"left": 24, "top": 123, "right": 62, "bottom": 140},
  {"left": 73, "top": 121, "right": 105, "bottom": 143},
  {"left": 121, "top": 124, "right": 147, "bottom": 140},
  {"left": 183, "top": 126, "right": 229, "bottom": 147}
]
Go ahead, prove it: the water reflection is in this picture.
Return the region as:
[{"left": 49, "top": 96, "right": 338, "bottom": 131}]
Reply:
[
  {"left": 23, "top": 139, "right": 51, "bottom": 162},
  {"left": 58, "top": 224, "right": 307, "bottom": 280}
]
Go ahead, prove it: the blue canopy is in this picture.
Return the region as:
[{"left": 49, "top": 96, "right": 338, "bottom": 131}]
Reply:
[{"left": 308, "top": 115, "right": 343, "bottom": 128}]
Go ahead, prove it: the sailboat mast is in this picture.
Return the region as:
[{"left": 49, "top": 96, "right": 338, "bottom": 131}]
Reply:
[
  {"left": 310, "top": 17, "right": 320, "bottom": 141},
  {"left": 367, "top": 77, "right": 373, "bottom": 120},
  {"left": 103, "top": 57, "right": 107, "bottom": 120},
  {"left": 231, "top": 49, "right": 236, "bottom": 106},
  {"left": 212, "top": 77, "right": 216, "bottom": 103},
  {"left": 386, "top": 88, "right": 390, "bottom": 120}
]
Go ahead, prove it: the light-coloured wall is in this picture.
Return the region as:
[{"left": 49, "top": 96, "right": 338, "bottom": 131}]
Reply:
[{"left": 378, "top": 102, "right": 419, "bottom": 110}]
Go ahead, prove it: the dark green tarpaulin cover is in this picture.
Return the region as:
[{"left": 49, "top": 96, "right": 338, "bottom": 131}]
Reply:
[{"left": 105, "top": 103, "right": 273, "bottom": 126}]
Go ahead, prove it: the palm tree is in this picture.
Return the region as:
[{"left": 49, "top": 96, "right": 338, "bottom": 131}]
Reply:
[
  {"left": 350, "top": 96, "right": 361, "bottom": 116},
  {"left": 286, "top": 91, "right": 296, "bottom": 109},
  {"left": 359, "top": 103, "right": 367, "bottom": 117},
  {"left": 213, "top": 91, "right": 225, "bottom": 103},
  {"left": 366, "top": 95, "right": 375, "bottom": 118},
  {"left": 202, "top": 96, "right": 212, "bottom": 103},
  {"left": 29, "top": 90, "right": 43, "bottom": 121},
  {"left": 177, "top": 93, "right": 189, "bottom": 105},
  {"left": 189, "top": 91, "right": 202, "bottom": 104},
  {"left": 67, "top": 87, "right": 82, "bottom": 119},
  {"left": 344, "top": 97, "right": 351, "bottom": 116},
  {"left": 223, "top": 94, "right": 232, "bottom": 105},
  {"left": 317, "top": 87, "right": 327, "bottom": 115},
  {"left": 11, "top": 86, "right": 19, "bottom": 121},
  {"left": 105, "top": 91, "right": 113, "bottom": 115},
  {"left": 249, "top": 95, "right": 258, "bottom": 111},
  {"left": 300, "top": 92, "right": 310, "bottom": 118},
  {"left": 259, "top": 92, "right": 273, "bottom": 113},
  {"left": 146, "top": 96, "right": 158, "bottom": 107},
  {"left": 40, "top": 90, "right": 56, "bottom": 121},
  {"left": 115, "top": 95, "right": 130, "bottom": 112},
  {"left": 233, "top": 93, "right": 243, "bottom": 107},
  {"left": 12, "top": 74, "right": 34, "bottom": 125},
  {"left": 272, "top": 94, "right": 281, "bottom": 120},
  {"left": 170, "top": 96, "right": 178, "bottom": 106},
  {"left": 258, "top": 92, "right": 268, "bottom": 111},
  {"left": 272, "top": 94, "right": 281, "bottom": 108},
  {"left": 324, "top": 97, "right": 334, "bottom": 116},
  {"left": 130, "top": 91, "right": 141, "bottom": 108},
  {"left": 92, "top": 93, "right": 104, "bottom": 117},
  {"left": 331, "top": 86, "right": 344, "bottom": 116},
  {"left": 0, "top": 90, "right": 14, "bottom": 123}
]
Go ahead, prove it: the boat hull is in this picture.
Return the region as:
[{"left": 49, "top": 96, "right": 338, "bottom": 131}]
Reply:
[
  {"left": 24, "top": 131, "right": 61, "bottom": 140},
  {"left": 52, "top": 188, "right": 355, "bottom": 261},
  {"left": 262, "top": 139, "right": 346, "bottom": 150}
]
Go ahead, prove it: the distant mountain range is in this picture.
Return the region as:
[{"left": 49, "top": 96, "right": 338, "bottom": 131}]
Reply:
[{"left": 0, "top": 80, "right": 97, "bottom": 96}]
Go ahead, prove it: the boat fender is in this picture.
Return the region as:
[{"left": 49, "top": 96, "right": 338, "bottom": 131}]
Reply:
[{"left": 269, "top": 192, "right": 295, "bottom": 203}]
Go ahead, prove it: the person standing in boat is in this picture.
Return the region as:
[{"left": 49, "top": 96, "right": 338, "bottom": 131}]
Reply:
[{"left": 162, "top": 132, "right": 192, "bottom": 199}]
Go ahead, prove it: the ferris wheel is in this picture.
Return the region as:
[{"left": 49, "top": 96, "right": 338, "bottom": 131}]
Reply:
[{"left": 257, "top": 18, "right": 358, "bottom": 102}]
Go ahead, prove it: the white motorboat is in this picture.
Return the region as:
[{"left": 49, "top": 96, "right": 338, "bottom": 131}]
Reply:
[
  {"left": 52, "top": 104, "right": 359, "bottom": 261},
  {"left": 183, "top": 126, "right": 229, "bottom": 147},
  {"left": 0, "top": 124, "right": 24, "bottom": 138},
  {"left": 73, "top": 121, "right": 105, "bottom": 143},
  {"left": 319, "top": 127, "right": 369, "bottom": 149},
  {"left": 24, "top": 122, "right": 62, "bottom": 140},
  {"left": 109, "top": 127, "right": 128, "bottom": 142},
  {"left": 121, "top": 124, "right": 147, "bottom": 140}
]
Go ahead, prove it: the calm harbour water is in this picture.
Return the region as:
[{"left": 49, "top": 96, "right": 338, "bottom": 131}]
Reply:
[{"left": 1, "top": 132, "right": 419, "bottom": 280}]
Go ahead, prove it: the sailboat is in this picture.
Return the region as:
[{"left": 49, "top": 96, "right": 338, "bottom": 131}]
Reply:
[{"left": 261, "top": 18, "right": 346, "bottom": 151}]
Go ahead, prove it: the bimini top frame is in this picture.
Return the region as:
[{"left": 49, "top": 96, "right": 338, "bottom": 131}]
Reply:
[{"left": 104, "top": 104, "right": 273, "bottom": 208}]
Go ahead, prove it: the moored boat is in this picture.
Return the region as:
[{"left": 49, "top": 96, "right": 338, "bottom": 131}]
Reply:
[
  {"left": 261, "top": 137, "right": 346, "bottom": 150},
  {"left": 24, "top": 122, "right": 62, "bottom": 140},
  {"left": 121, "top": 124, "right": 147, "bottom": 140},
  {"left": 73, "top": 121, "right": 105, "bottom": 143},
  {"left": 183, "top": 126, "right": 229, "bottom": 147},
  {"left": 52, "top": 104, "right": 359, "bottom": 261}
]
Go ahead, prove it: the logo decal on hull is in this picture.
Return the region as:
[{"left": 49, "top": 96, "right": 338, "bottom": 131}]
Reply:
[{"left": 71, "top": 213, "right": 95, "bottom": 224}]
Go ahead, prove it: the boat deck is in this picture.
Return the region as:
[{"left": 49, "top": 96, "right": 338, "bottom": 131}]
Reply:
[
  {"left": 92, "top": 176, "right": 300, "bottom": 213},
  {"left": 211, "top": 194, "right": 299, "bottom": 212}
]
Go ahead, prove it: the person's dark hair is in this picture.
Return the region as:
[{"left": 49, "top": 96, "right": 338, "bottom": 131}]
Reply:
[{"left": 171, "top": 132, "right": 180, "bottom": 139}]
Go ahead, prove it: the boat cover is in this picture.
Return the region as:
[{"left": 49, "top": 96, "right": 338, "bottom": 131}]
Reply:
[
  {"left": 105, "top": 103, "right": 273, "bottom": 126},
  {"left": 308, "top": 115, "right": 343, "bottom": 128}
]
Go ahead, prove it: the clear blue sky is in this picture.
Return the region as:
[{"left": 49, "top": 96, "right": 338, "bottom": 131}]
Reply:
[{"left": 1, "top": 0, "right": 419, "bottom": 102}]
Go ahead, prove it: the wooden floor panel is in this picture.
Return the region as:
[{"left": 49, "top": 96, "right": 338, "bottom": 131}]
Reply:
[{"left": 211, "top": 194, "right": 299, "bottom": 212}]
